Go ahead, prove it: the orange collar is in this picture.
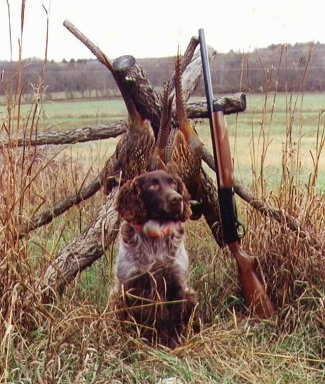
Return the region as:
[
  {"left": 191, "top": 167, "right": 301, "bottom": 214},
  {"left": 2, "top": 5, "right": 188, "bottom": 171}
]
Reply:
[{"left": 132, "top": 222, "right": 175, "bottom": 238}]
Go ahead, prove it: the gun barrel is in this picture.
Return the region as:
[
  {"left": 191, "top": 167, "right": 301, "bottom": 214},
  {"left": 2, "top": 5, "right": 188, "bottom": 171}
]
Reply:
[
  {"left": 199, "top": 29, "right": 221, "bottom": 188},
  {"left": 199, "top": 29, "right": 214, "bottom": 115},
  {"left": 199, "top": 28, "right": 238, "bottom": 243}
]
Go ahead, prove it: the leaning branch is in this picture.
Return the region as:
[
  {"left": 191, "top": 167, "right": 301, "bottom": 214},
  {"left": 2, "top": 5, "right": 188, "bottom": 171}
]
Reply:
[
  {"left": 18, "top": 173, "right": 103, "bottom": 238},
  {"left": 0, "top": 121, "right": 127, "bottom": 147},
  {"left": 170, "top": 47, "right": 216, "bottom": 104},
  {"left": 63, "top": 19, "right": 114, "bottom": 71},
  {"left": 202, "top": 146, "right": 297, "bottom": 225}
]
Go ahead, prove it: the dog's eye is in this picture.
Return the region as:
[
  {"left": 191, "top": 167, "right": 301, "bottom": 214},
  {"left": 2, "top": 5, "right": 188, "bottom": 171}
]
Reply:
[
  {"left": 170, "top": 181, "right": 177, "bottom": 190},
  {"left": 167, "top": 178, "right": 177, "bottom": 190},
  {"left": 147, "top": 181, "right": 160, "bottom": 190}
]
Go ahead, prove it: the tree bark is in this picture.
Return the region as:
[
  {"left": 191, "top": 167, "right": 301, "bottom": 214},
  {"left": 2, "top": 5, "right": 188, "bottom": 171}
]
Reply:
[
  {"left": 0, "top": 121, "right": 127, "bottom": 147},
  {"left": 112, "top": 57, "right": 162, "bottom": 135},
  {"left": 187, "top": 93, "right": 247, "bottom": 118}
]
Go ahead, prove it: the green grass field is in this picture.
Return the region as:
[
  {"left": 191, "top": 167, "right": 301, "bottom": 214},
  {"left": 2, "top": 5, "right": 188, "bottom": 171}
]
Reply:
[{"left": 17, "top": 92, "right": 323, "bottom": 192}]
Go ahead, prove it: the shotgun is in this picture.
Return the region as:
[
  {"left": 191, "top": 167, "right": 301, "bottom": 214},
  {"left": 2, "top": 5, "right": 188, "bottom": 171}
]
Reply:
[{"left": 198, "top": 29, "right": 275, "bottom": 318}]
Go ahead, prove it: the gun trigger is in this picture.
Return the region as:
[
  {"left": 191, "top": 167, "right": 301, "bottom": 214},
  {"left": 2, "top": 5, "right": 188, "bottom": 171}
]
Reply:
[
  {"left": 190, "top": 200, "right": 203, "bottom": 220},
  {"left": 236, "top": 220, "right": 246, "bottom": 239}
]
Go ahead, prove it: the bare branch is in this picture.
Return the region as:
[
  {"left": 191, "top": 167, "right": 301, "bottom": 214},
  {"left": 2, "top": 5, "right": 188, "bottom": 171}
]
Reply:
[
  {"left": 0, "top": 121, "right": 127, "bottom": 147},
  {"left": 18, "top": 173, "right": 103, "bottom": 238},
  {"left": 63, "top": 20, "right": 154, "bottom": 124},
  {"left": 63, "top": 20, "right": 114, "bottom": 71},
  {"left": 187, "top": 93, "right": 247, "bottom": 118}
]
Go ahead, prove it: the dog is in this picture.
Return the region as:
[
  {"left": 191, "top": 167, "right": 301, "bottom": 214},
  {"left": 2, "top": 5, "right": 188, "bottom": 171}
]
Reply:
[{"left": 113, "top": 170, "right": 198, "bottom": 348}]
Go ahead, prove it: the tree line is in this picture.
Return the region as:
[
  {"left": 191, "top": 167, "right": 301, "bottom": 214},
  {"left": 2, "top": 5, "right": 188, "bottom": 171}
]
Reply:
[{"left": 1, "top": 42, "right": 324, "bottom": 101}]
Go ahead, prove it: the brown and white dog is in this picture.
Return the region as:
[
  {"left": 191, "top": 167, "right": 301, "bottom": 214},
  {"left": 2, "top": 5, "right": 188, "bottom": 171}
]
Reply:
[{"left": 114, "top": 170, "right": 197, "bottom": 348}]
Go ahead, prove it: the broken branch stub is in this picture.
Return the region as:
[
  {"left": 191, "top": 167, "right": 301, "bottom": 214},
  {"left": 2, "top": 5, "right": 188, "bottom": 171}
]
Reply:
[{"left": 112, "top": 55, "right": 162, "bottom": 136}]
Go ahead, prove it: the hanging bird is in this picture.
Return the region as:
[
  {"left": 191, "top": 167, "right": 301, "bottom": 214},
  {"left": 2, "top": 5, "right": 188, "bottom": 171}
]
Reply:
[
  {"left": 148, "top": 81, "right": 173, "bottom": 171},
  {"left": 166, "top": 52, "right": 203, "bottom": 205},
  {"left": 103, "top": 57, "right": 155, "bottom": 194}
]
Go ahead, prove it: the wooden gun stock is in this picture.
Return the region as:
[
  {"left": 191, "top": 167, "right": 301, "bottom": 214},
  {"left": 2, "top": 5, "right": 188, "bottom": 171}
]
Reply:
[
  {"left": 229, "top": 242, "right": 275, "bottom": 318},
  {"left": 199, "top": 29, "right": 275, "bottom": 318}
]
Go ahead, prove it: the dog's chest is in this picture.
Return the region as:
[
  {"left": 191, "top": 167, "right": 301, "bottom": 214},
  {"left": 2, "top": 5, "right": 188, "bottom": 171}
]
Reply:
[
  {"left": 136, "top": 235, "right": 180, "bottom": 261},
  {"left": 120, "top": 221, "right": 185, "bottom": 265}
]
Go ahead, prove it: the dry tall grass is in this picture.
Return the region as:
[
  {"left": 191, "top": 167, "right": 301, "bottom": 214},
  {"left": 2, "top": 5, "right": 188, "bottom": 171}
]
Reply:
[{"left": 0, "top": 3, "right": 324, "bottom": 383}]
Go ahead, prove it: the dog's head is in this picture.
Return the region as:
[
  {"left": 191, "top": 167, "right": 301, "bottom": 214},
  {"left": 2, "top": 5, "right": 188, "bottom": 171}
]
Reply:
[{"left": 115, "top": 170, "right": 192, "bottom": 224}]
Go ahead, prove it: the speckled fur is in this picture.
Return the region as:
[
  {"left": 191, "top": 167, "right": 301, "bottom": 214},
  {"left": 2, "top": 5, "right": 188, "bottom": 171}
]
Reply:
[{"left": 113, "top": 170, "right": 198, "bottom": 347}]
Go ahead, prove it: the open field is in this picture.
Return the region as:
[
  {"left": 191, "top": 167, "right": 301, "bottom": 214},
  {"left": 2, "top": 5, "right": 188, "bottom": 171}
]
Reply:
[
  {"left": 4, "top": 92, "right": 321, "bottom": 190},
  {"left": 1, "top": 91, "right": 324, "bottom": 383}
]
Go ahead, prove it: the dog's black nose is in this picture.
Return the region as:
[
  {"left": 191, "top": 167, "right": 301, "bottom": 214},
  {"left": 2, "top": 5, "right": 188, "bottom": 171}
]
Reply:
[{"left": 170, "top": 194, "right": 182, "bottom": 203}]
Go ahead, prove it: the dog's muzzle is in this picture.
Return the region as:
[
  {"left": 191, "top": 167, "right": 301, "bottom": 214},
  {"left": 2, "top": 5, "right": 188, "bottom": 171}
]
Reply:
[{"left": 164, "top": 192, "right": 183, "bottom": 217}]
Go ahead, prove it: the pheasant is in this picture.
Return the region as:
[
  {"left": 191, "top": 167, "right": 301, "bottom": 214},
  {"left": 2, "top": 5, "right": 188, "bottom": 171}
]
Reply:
[
  {"left": 148, "top": 81, "right": 172, "bottom": 172},
  {"left": 103, "top": 60, "right": 155, "bottom": 194},
  {"left": 166, "top": 52, "right": 203, "bottom": 205}
]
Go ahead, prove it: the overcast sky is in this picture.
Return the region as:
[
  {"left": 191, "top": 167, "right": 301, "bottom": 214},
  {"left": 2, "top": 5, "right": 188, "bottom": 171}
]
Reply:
[{"left": 0, "top": 0, "right": 323, "bottom": 62}]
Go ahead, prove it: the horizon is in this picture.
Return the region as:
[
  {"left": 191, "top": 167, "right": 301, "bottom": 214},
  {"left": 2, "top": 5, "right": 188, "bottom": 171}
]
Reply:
[
  {"left": 0, "top": 40, "right": 320, "bottom": 64},
  {"left": 0, "top": 0, "right": 324, "bottom": 62}
]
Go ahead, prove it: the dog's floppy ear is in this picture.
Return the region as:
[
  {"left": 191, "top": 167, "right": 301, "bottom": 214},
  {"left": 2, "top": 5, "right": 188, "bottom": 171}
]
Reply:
[
  {"left": 115, "top": 177, "right": 147, "bottom": 223},
  {"left": 174, "top": 175, "right": 192, "bottom": 221}
]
